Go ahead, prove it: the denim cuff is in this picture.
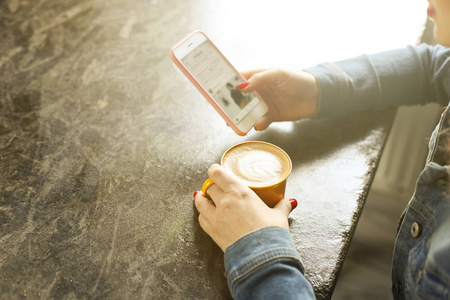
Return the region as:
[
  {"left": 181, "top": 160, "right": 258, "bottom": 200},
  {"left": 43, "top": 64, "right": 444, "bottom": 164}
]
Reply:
[{"left": 224, "top": 226, "right": 304, "bottom": 293}]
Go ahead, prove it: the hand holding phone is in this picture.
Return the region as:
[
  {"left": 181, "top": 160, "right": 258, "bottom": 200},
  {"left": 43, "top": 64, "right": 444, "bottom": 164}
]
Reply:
[
  {"left": 238, "top": 69, "right": 320, "bottom": 131},
  {"left": 170, "top": 31, "right": 268, "bottom": 136}
]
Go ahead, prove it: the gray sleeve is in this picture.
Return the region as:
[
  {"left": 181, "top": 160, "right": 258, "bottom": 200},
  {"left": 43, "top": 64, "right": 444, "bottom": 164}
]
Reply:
[{"left": 305, "top": 44, "right": 450, "bottom": 119}]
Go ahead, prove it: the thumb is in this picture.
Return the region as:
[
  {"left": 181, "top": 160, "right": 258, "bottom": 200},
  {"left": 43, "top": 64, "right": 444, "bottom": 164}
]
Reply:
[
  {"left": 273, "top": 198, "right": 298, "bottom": 216},
  {"left": 254, "top": 115, "right": 271, "bottom": 131},
  {"left": 239, "top": 69, "right": 277, "bottom": 93}
]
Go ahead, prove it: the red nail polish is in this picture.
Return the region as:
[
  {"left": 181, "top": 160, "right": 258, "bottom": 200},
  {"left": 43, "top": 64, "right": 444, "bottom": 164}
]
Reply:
[
  {"left": 237, "top": 82, "right": 249, "bottom": 89},
  {"left": 289, "top": 198, "right": 298, "bottom": 210},
  {"left": 194, "top": 191, "right": 199, "bottom": 198}
]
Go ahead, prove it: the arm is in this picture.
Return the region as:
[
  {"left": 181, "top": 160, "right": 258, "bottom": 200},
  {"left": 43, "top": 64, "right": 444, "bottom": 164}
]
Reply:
[
  {"left": 306, "top": 44, "right": 450, "bottom": 119},
  {"left": 240, "top": 44, "right": 450, "bottom": 130},
  {"left": 194, "top": 165, "right": 315, "bottom": 299},
  {"left": 225, "top": 227, "right": 315, "bottom": 300}
]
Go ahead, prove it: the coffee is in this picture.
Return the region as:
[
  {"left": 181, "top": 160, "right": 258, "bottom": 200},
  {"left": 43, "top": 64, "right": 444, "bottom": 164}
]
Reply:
[
  {"left": 222, "top": 142, "right": 291, "bottom": 187},
  {"left": 202, "top": 141, "right": 292, "bottom": 207}
]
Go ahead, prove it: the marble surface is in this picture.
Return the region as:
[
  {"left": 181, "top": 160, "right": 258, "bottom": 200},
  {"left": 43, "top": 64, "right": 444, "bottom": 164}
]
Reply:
[{"left": 0, "top": 0, "right": 396, "bottom": 299}]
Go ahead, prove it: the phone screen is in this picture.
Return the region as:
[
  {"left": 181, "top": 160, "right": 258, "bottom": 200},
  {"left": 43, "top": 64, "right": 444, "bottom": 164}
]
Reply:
[{"left": 179, "top": 37, "right": 262, "bottom": 125}]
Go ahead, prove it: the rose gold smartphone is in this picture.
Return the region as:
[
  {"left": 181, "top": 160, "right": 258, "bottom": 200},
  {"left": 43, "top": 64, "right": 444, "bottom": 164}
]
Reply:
[{"left": 170, "top": 31, "right": 268, "bottom": 136}]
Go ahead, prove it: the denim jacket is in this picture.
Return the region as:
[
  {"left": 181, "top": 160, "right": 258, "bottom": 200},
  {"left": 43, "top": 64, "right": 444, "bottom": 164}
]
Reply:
[
  {"left": 225, "top": 227, "right": 315, "bottom": 299},
  {"left": 224, "top": 44, "right": 450, "bottom": 299}
]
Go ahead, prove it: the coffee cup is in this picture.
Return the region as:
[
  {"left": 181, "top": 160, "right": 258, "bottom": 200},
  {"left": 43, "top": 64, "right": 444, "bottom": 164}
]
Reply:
[{"left": 202, "top": 141, "right": 292, "bottom": 207}]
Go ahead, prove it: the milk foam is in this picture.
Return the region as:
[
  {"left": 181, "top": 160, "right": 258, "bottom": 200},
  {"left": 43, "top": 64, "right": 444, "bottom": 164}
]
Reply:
[{"left": 223, "top": 144, "right": 290, "bottom": 187}]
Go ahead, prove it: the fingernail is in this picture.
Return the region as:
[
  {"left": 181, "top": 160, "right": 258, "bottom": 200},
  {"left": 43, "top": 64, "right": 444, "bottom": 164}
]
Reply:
[
  {"left": 237, "top": 82, "right": 249, "bottom": 89},
  {"left": 194, "top": 191, "right": 199, "bottom": 198},
  {"left": 289, "top": 198, "right": 298, "bottom": 211}
]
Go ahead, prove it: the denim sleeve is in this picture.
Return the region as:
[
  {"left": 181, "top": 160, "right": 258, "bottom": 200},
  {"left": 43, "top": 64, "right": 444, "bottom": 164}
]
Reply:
[
  {"left": 305, "top": 44, "right": 450, "bottom": 119},
  {"left": 224, "top": 226, "right": 315, "bottom": 300}
]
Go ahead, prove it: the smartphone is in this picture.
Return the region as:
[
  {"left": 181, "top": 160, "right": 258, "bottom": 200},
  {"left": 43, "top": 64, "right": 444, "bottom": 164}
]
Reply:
[{"left": 170, "top": 31, "right": 268, "bottom": 136}]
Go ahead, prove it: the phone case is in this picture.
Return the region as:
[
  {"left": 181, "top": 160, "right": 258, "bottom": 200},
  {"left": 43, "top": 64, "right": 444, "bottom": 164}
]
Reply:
[{"left": 170, "top": 31, "right": 256, "bottom": 136}]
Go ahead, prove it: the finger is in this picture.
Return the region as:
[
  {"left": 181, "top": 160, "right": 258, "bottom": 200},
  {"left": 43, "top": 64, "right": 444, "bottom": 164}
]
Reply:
[
  {"left": 254, "top": 115, "right": 271, "bottom": 131},
  {"left": 240, "top": 69, "right": 266, "bottom": 80},
  {"left": 240, "top": 69, "right": 280, "bottom": 93},
  {"left": 194, "top": 191, "right": 216, "bottom": 217},
  {"left": 289, "top": 198, "right": 298, "bottom": 211},
  {"left": 273, "top": 198, "right": 298, "bottom": 216},
  {"left": 198, "top": 213, "right": 211, "bottom": 233},
  {"left": 207, "top": 164, "right": 242, "bottom": 193},
  {"left": 208, "top": 182, "right": 226, "bottom": 203}
]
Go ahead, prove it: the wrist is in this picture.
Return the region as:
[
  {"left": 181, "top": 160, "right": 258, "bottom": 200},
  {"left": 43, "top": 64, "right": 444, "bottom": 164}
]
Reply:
[{"left": 224, "top": 227, "right": 304, "bottom": 292}]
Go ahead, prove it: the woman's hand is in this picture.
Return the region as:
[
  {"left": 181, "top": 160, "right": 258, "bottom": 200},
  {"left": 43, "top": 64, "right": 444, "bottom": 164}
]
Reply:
[
  {"left": 194, "top": 164, "right": 296, "bottom": 252},
  {"left": 239, "top": 69, "right": 319, "bottom": 131}
]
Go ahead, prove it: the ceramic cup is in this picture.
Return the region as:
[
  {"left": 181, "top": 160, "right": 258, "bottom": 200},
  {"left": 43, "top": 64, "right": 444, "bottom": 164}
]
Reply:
[{"left": 202, "top": 141, "right": 292, "bottom": 207}]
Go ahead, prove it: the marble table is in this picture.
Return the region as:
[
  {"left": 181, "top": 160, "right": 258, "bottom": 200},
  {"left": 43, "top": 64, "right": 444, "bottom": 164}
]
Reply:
[{"left": 0, "top": 0, "right": 396, "bottom": 299}]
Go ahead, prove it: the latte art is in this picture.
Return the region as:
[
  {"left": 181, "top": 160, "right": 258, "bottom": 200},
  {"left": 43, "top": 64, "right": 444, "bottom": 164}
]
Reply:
[
  {"left": 222, "top": 143, "right": 291, "bottom": 187},
  {"left": 235, "top": 150, "right": 284, "bottom": 185}
]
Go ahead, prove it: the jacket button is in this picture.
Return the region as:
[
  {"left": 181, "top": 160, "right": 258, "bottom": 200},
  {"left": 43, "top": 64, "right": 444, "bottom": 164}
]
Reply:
[{"left": 411, "top": 222, "right": 422, "bottom": 238}]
